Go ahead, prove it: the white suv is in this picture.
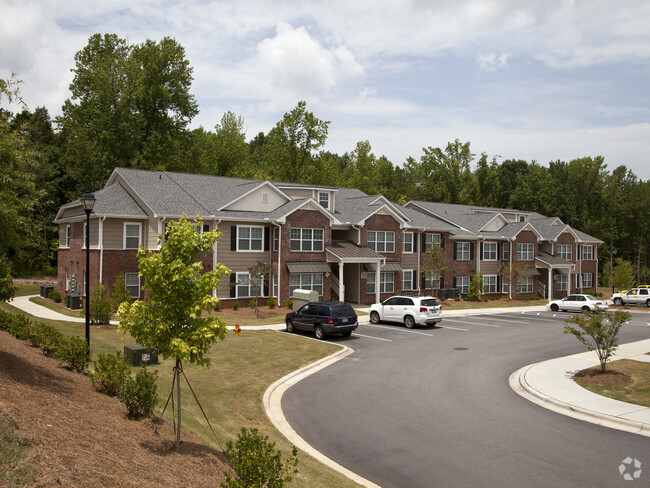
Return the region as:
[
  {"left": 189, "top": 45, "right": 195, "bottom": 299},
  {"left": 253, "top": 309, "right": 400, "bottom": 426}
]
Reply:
[
  {"left": 611, "top": 288, "right": 650, "bottom": 307},
  {"left": 369, "top": 295, "right": 442, "bottom": 328}
]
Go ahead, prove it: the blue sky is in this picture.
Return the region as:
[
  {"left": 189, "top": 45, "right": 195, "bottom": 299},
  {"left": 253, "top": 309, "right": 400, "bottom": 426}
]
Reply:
[{"left": 2, "top": 0, "right": 649, "bottom": 179}]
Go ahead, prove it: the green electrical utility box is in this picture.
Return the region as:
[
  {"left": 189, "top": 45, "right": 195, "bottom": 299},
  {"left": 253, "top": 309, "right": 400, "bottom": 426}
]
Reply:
[{"left": 124, "top": 344, "right": 158, "bottom": 366}]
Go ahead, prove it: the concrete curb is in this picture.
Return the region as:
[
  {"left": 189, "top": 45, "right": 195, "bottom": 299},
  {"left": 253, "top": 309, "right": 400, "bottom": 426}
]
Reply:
[
  {"left": 263, "top": 345, "right": 381, "bottom": 488},
  {"left": 510, "top": 350, "right": 650, "bottom": 437}
]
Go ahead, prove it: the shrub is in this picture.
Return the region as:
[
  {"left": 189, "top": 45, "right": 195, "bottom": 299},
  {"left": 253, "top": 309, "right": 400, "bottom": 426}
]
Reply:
[
  {"left": 27, "top": 322, "right": 64, "bottom": 357},
  {"left": 84, "top": 283, "right": 112, "bottom": 324},
  {"left": 454, "top": 296, "right": 460, "bottom": 302},
  {"left": 221, "top": 428, "right": 299, "bottom": 488},
  {"left": 110, "top": 273, "right": 132, "bottom": 312},
  {"left": 49, "top": 290, "right": 62, "bottom": 303},
  {"left": 59, "top": 336, "right": 90, "bottom": 372},
  {"left": 267, "top": 297, "right": 276, "bottom": 309},
  {"left": 0, "top": 311, "right": 31, "bottom": 338},
  {"left": 467, "top": 274, "right": 483, "bottom": 301},
  {"left": 285, "top": 299, "right": 293, "bottom": 310},
  {"left": 90, "top": 352, "right": 132, "bottom": 396},
  {"left": 232, "top": 300, "right": 239, "bottom": 310},
  {"left": 249, "top": 299, "right": 257, "bottom": 310},
  {"left": 118, "top": 367, "right": 159, "bottom": 418},
  {"left": 213, "top": 300, "right": 221, "bottom": 312}
]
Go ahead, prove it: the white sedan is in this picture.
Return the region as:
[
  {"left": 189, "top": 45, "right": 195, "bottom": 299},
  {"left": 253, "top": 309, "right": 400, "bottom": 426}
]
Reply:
[{"left": 547, "top": 294, "right": 609, "bottom": 313}]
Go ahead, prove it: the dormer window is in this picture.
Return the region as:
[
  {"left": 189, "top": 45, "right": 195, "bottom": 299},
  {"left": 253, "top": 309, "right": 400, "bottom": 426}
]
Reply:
[
  {"left": 318, "top": 191, "right": 330, "bottom": 210},
  {"left": 518, "top": 215, "right": 527, "bottom": 222}
]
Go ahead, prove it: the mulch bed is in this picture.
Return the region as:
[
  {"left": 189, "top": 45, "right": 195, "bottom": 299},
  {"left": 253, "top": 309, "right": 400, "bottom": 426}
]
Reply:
[
  {"left": 0, "top": 331, "right": 232, "bottom": 487},
  {"left": 573, "top": 366, "right": 634, "bottom": 387}
]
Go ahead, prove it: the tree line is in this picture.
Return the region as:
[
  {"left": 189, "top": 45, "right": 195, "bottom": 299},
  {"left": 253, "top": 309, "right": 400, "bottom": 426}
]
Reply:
[{"left": 1, "top": 33, "right": 648, "bottom": 286}]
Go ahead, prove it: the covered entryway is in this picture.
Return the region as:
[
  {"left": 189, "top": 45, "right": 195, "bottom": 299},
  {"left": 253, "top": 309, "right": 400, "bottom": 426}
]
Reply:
[
  {"left": 535, "top": 252, "right": 576, "bottom": 300},
  {"left": 326, "top": 241, "right": 386, "bottom": 304}
]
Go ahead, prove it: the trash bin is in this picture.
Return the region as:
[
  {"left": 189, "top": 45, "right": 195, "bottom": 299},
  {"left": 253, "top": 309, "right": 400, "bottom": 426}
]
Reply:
[
  {"left": 291, "top": 289, "right": 319, "bottom": 311},
  {"left": 40, "top": 285, "right": 54, "bottom": 298},
  {"left": 66, "top": 294, "right": 83, "bottom": 310},
  {"left": 124, "top": 344, "right": 159, "bottom": 366}
]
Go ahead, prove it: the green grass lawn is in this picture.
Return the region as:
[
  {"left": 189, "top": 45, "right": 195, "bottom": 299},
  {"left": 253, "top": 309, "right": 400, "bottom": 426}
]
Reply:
[
  {"left": 574, "top": 359, "right": 650, "bottom": 408},
  {"left": 0, "top": 300, "right": 362, "bottom": 488}
]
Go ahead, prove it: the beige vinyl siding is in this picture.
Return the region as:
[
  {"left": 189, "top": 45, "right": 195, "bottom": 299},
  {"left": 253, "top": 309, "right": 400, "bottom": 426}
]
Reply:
[
  {"left": 483, "top": 217, "right": 507, "bottom": 231},
  {"left": 479, "top": 261, "right": 501, "bottom": 274},
  {"left": 102, "top": 219, "right": 146, "bottom": 250},
  {"left": 224, "top": 187, "right": 287, "bottom": 212},
  {"left": 60, "top": 206, "right": 85, "bottom": 219},
  {"left": 402, "top": 253, "right": 419, "bottom": 269},
  {"left": 217, "top": 223, "right": 271, "bottom": 272},
  {"left": 89, "top": 220, "right": 100, "bottom": 248},
  {"left": 147, "top": 219, "right": 159, "bottom": 249},
  {"left": 282, "top": 188, "right": 311, "bottom": 200}
]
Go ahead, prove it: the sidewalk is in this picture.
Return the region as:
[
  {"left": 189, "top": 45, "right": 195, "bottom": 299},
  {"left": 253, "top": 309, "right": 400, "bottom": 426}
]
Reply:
[{"left": 511, "top": 339, "right": 650, "bottom": 437}]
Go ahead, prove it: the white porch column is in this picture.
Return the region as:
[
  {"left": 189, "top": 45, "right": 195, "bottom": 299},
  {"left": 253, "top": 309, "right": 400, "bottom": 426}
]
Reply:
[
  {"left": 548, "top": 268, "right": 552, "bottom": 300},
  {"left": 338, "top": 262, "right": 345, "bottom": 303},
  {"left": 375, "top": 265, "right": 380, "bottom": 304}
]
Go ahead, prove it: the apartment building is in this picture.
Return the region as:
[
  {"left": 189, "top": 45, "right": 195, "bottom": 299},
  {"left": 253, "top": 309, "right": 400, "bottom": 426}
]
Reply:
[{"left": 55, "top": 168, "right": 602, "bottom": 306}]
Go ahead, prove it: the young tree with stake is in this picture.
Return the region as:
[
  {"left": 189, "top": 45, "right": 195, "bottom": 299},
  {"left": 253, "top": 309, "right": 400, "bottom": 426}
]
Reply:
[{"left": 118, "top": 215, "right": 229, "bottom": 449}]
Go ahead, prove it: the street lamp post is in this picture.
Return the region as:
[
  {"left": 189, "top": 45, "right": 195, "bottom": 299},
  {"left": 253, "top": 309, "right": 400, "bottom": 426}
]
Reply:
[{"left": 81, "top": 193, "right": 96, "bottom": 355}]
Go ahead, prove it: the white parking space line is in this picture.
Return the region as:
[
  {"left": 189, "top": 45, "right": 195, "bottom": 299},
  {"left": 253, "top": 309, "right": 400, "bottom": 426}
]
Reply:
[
  {"left": 366, "top": 324, "right": 435, "bottom": 336},
  {"left": 354, "top": 333, "right": 393, "bottom": 342},
  {"left": 438, "top": 325, "right": 470, "bottom": 332},
  {"left": 445, "top": 319, "right": 502, "bottom": 328},
  {"left": 471, "top": 316, "right": 531, "bottom": 325}
]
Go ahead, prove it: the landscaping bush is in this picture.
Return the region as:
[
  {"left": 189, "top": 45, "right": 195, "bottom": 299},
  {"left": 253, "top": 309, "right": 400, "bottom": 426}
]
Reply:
[
  {"left": 467, "top": 274, "right": 483, "bottom": 301},
  {"left": 0, "top": 312, "right": 31, "bottom": 339},
  {"left": 285, "top": 299, "right": 293, "bottom": 310},
  {"left": 212, "top": 300, "right": 221, "bottom": 312},
  {"left": 27, "top": 321, "right": 64, "bottom": 357},
  {"left": 249, "top": 299, "right": 257, "bottom": 310},
  {"left": 118, "top": 367, "right": 159, "bottom": 418},
  {"left": 221, "top": 427, "right": 299, "bottom": 488},
  {"left": 84, "top": 283, "right": 112, "bottom": 324},
  {"left": 90, "top": 352, "right": 132, "bottom": 396},
  {"left": 59, "top": 336, "right": 90, "bottom": 372},
  {"left": 49, "top": 290, "right": 62, "bottom": 303},
  {"left": 110, "top": 273, "right": 132, "bottom": 312},
  {"left": 232, "top": 300, "right": 239, "bottom": 311},
  {"left": 267, "top": 297, "right": 276, "bottom": 309}
]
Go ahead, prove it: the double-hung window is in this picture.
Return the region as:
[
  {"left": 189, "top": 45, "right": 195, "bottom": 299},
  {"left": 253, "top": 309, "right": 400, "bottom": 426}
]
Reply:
[
  {"left": 482, "top": 242, "right": 498, "bottom": 260},
  {"left": 289, "top": 273, "right": 323, "bottom": 295},
  {"left": 424, "top": 233, "right": 441, "bottom": 251},
  {"left": 403, "top": 232, "right": 414, "bottom": 253},
  {"left": 582, "top": 273, "right": 593, "bottom": 289},
  {"left": 402, "top": 270, "right": 415, "bottom": 291},
  {"left": 423, "top": 271, "right": 440, "bottom": 290},
  {"left": 318, "top": 191, "right": 330, "bottom": 210},
  {"left": 124, "top": 223, "right": 141, "bottom": 249},
  {"left": 238, "top": 226, "right": 264, "bottom": 251},
  {"left": 557, "top": 244, "right": 572, "bottom": 260},
  {"left": 516, "top": 243, "right": 534, "bottom": 261},
  {"left": 483, "top": 275, "right": 498, "bottom": 294},
  {"left": 502, "top": 242, "right": 510, "bottom": 261},
  {"left": 455, "top": 242, "right": 470, "bottom": 260},
  {"left": 273, "top": 227, "right": 280, "bottom": 251},
  {"left": 125, "top": 273, "right": 140, "bottom": 298},
  {"left": 290, "top": 228, "right": 324, "bottom": 251},
  {"left": 456, "top": 276, "right": 470, "bottom": 295},
  {"left": 582, "top": 245, "right": 593, "bottom": 260},
  {"left": 517, "top": 276, "right": 534, "bottom": 293},
  {"left": 236, "top": 272, "right": 262, "bottom": 298},
  {"left": 65, "top": 225, "right": 71, "bottom": 248},
  {"left": 367, "top": 272, "right": 394, "bottom": 294},
  {"left": 556, "top": 275, "right": 568, "bottom": 291},
  {"left": 368, "top": 231, "right": 395, "bottom": 253}
]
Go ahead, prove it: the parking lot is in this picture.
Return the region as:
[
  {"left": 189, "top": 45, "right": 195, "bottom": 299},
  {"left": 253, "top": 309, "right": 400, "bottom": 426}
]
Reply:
[{"left": 283, "top": 309, "right": 650, "bottom": 488}]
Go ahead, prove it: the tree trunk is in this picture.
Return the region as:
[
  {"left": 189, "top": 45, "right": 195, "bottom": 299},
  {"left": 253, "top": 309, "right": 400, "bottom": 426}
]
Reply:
[{"left": 175, "top": 358, "right": 181, "bottom": 450}]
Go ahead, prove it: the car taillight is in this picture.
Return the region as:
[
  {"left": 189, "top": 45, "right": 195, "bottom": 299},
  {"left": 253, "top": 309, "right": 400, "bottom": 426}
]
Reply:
[
  {"left": 327, "top": 317, "right": 334, "bottom": 324},
  {"left": 420, "top": 307, "right": 427, "bottom": 312}
]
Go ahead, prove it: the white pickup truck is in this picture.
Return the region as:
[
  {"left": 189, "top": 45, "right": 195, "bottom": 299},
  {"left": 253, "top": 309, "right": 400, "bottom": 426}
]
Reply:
[{"left": 611, "top": 287, "right": 650, "bottom": 307}]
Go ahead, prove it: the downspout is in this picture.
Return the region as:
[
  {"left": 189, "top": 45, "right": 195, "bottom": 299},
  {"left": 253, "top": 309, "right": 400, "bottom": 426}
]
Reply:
[
  {"left": 351, "top": 225, "right": 361, "bottom": 245},
  {"left": 213, "top": 218, "right": 221, "bottom": 298},
  {"left": 99, "top": 216, "right": 106, "bottom": 283},
  {"left": 417, "top": 230, "right": 422, "bottom": 294},
  {"left": 509, "top": 239, "right": 513, "bottom": 300},
  {"left": 274, "top": 222, "right": 282, "bottom": 305}
]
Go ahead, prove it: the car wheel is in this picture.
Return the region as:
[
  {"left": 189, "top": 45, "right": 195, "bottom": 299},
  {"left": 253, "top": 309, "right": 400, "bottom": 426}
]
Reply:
[
  {"left": 286, "top": 319, "right": 295, "bottom": 333},
  {"left": 404, "top": 315, "right": 415, "bottom": 329},
  {"left": 582, "top": 306, "right": 591, "bottom": 312},
  {"left": 314, "top": 325, "right": 326, "bottom": 340},
  {"left": 614, "top": 297, "right": 623, "bottom": 306},
  {"left": 341, "top": 331, "right": 352, "bottom": 337},
  {"left": 370, "top": 311, "right": 380, "bottom": 324},
  {"left": 550, "top": 304, "right": 559, "bottom": 312},
  {"left": 646, "top": 299, "right": 650, "bottom": 308}
]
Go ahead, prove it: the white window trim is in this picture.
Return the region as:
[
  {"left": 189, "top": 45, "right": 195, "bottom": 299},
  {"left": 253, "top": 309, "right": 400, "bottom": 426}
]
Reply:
[
  {"left": 582, "top": 245, "right": 594, "bottom": 260},
  {"left": 65, "top": 225, "right": 71, "bottom": 248},
  {"left": 456, "top": 242, "right": 471, "bottom": 261},
  {"left": 556, "top": 274, "right": 569, "bottom": 291},
  {"left": 557, "top": 244, "right": 572, "bottom": 261},
  {"left": 368, "top": 231, "right": 395, "bottom": 253},
  {"left": 124, "top": 222, "right": 142, "bottom": 250},
  {"left": 235, "top": 271, "right": 264, "bottom": 298},
  {"left": 289, "top": 273, "right": 324, "bottom": 296},
  {"left": 290, "top": 228, "right": 324, "bottom": 252},
  {"left": 318, "top": 191, "right": 330, "bottom": 210},
  {"left": 425, "top": 233, "right": 441, "bottom": 251},
  {"left": 516, "top": 243, "right": 534, "bottom": 261},
  {"left": 125, "top": 272, "right": 140, "bottom": 298},
  {"left": 502, "top": 242, "right": 510, "bottom": 261},
  {"left": 482, "top": 242, "right": 498, "bottom": 261},
  {"left": 403, "top": 232, "right": 414, "bottom": 253},
  {"left": 367, "top": 272, "right": 395, "bottom": 294},
  {"left": 581, "top": 273, "right": 593, "bottom": 289},
  {"left": 402, "top": 270, "right": 414, "bottom": 291},
  {"left": 483, "top": 274, "right": 498, "bottom": 294},
  {"left": 516, "top": 276, "right": 534, "bottom": 293},
  {"left": 502, "top": 277, "right": 509, "bottom": 294},
  {"left": 456, "top": 276, "right": 470, "bottom": 295},
  {"left": 237, "top": 225, "right": 265, "bottom": 252}
]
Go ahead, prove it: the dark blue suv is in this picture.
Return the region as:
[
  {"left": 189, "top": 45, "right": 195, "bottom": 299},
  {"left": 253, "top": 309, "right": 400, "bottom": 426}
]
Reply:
[{"left": 285, "top": 302, "right": 358, "bottom": 339}]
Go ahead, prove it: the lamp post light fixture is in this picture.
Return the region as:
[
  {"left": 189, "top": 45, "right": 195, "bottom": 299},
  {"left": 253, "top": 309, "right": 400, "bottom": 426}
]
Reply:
[{"left": 81, "top": 193, "right": 96, "bottom": 355}]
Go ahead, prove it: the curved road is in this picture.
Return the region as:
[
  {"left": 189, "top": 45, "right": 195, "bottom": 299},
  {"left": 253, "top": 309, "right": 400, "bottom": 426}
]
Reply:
[{"left": 282, "top": 311, "right": 650, "bottom": 487}]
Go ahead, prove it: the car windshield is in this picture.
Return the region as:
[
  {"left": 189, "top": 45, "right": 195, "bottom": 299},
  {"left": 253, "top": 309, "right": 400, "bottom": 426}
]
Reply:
[
  {"left": 420, "top": 298, "right": 440, "bottom": 307},
  {"left": 331, "top": 303, "right": 355, "bottom": 317}
]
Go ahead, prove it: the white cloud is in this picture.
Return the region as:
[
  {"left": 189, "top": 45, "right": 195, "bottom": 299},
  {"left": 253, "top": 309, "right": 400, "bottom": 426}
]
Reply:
[{"left": 476, "top": 52, "right": 511, "bottom": 72}]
